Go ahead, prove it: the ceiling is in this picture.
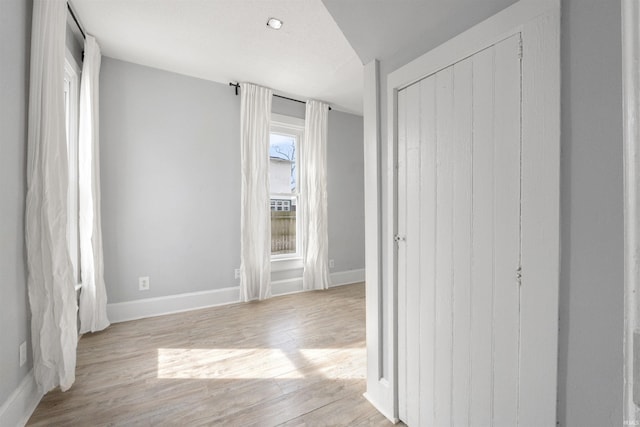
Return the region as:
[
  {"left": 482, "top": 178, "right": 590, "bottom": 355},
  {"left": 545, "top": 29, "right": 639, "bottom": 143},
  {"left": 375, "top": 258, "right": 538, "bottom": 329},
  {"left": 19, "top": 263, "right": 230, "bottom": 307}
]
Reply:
[
  {"left": 322, "top": 0, "right": 518, "bottom": 66},
  {"left": 70, "top": 0, "right": 364, "bottom": 115}
]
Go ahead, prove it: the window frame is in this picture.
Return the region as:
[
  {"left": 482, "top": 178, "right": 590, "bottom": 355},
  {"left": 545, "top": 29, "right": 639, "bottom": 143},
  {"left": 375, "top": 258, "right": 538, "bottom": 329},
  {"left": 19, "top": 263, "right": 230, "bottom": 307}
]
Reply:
[
  {"left": 64, "top": 49, "right": 81, "bottom": 288},
  {"left": 270, "top": 113, "right": 304, "bottom": 263}
]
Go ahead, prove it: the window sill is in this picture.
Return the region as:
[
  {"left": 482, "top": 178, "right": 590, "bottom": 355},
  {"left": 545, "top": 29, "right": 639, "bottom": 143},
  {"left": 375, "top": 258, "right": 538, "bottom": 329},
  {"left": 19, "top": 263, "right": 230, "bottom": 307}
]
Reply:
[{"left": 271, "top": 257, "right": 303, "bottom": 272}]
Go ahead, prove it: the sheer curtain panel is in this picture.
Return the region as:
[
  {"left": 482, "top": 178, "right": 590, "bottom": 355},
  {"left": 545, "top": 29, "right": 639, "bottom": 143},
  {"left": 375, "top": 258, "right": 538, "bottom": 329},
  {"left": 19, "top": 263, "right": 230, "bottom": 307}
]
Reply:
[
  {"left": 301, "top": 100, "right": 331, "bottom": 291},
  {"left": 26, "top": 0, "right": 78, "bottom": 393},
  {"left": 78, "top": 35, "right": 110, "bottom": 334},
  {"left": 239, "top": 83, "right": 273, "bottom": 301}
]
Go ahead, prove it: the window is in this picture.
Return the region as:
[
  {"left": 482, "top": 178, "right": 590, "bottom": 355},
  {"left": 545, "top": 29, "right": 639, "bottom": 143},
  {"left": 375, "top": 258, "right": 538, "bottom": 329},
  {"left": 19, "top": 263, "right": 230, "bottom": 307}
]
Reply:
[
  {"left": 270, "top": 114, "right": 304, "bottom": 259},
  {"left": 64, "top": 50, "right": 81, "bottom": 286}
]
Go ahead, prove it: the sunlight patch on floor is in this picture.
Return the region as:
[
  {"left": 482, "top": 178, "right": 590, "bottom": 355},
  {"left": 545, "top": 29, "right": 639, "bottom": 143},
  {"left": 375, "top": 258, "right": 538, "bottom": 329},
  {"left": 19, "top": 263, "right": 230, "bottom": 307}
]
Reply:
[
  {"left": 156, "top": 347, "right": 365, "bottom": 380},
  {"left": 299, "top": 348, "right": 366, "bottom": 379},
  {"left": 157, "top": 348, "right": 305, "bottom": 379}
]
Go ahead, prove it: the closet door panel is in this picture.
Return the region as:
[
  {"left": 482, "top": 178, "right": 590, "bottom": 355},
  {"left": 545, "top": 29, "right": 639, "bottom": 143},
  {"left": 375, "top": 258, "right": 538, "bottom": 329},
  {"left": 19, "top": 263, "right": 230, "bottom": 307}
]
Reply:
[
  {"left": 451, "top": 57, "right": 474, "bottom": 427},
  {"left": 418, "top": 76, "right": 438, "bottom": 427},
  {"left": 469, "top": 46, "right": 496, "bottom": 427},
  {"left": 397, "top": 33, "right": 524, "bottom": 427},
  {"left": 404, "top": 82, "right": 422, "bottom": 427},
  {"left": 433, "top": 66, "right": 454, "bottom": 427},
  {"left": 492, "top": 34, "right": 522, "bottom": 427}
]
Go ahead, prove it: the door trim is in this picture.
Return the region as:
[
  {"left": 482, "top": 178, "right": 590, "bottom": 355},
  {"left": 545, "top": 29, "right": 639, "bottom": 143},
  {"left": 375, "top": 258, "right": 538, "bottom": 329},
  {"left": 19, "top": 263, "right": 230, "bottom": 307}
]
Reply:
[
  {"left": 382, "top": 0, "right": 560, "bottom": 422},
  {"left": 363, "top": 59, "right": 398, "bottom": 423}
]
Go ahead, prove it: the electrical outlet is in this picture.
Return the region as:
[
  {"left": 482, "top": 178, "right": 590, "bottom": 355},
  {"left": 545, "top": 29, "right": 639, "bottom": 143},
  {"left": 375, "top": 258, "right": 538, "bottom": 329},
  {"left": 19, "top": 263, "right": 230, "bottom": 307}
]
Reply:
[
  {"left": 19, "top": 341, "right": 26, "bottom": 367},
  {"left": 329, "top": 259, "right": 335, "bottom": 269},
  {"left": 234, "top": 269, "right": 241, "bottom": 279},
  {"left": 139, "top": 276, "right": 150, "bottom": 291}
]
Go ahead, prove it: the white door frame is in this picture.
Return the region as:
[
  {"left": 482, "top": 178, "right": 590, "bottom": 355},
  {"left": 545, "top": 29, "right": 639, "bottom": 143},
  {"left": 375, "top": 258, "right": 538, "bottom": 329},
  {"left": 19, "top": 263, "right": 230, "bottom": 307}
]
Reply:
[
  {"left": 623, "top": 0, "right": 640, "bottom": 423},
  {"left": 366, "top": 0, "right": 561, "bottom": 422},
  {"left": 363, "top": 59, "right": 396, "bottom": 421}
]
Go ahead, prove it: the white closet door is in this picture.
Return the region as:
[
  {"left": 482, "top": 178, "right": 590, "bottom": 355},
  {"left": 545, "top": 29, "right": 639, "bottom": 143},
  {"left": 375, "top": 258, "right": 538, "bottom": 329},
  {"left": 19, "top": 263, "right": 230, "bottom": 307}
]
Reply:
[
  {"left": 398, "top": 33, "right": 522, "bottom": 427},
  {"left": 451, "top": 56, "right": 473, "bottom": 427}
]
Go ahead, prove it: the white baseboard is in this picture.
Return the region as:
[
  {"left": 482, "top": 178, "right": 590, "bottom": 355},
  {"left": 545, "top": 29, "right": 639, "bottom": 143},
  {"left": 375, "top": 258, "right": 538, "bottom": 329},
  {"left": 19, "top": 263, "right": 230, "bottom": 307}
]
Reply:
[
  {"left": 271, "top": 268, "right": 366, "bottom": 296},
  {"left": 107, "top": 286, "right": 240, "bottom": 323},
  {"left": 330, "top": 268, "right": 365, "bottom": 287},
  {"left": 0, "top": 370, "right": 43, "bottom": 427},
  {"left": 107, "top": 269, "right": 365, "bottom": 324}
]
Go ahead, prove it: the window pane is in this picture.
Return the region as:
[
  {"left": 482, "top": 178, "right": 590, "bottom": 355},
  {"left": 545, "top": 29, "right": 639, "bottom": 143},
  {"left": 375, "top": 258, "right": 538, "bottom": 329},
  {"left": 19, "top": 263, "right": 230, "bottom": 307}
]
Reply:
[
  {"left": 269, "top": 127, "right": 299, "bottom": 257},
  {"left": 271, "top": 196, "right": 296, "bottom": 255},
  {"left": 269, "top": 133, "right": 296, "bottom": 194}
]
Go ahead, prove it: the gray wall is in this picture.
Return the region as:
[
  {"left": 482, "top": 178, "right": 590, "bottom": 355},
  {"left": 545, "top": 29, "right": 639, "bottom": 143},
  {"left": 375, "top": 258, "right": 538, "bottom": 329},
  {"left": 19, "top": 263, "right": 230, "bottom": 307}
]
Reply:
[
  {"left": 0, "top": 0, "right": 32, "bottom": 406},
  {"left": 327, "top": 111, "right": 364, "bottom": 272},
  {"left": 557, "top": 0, "right": 623, "bottom": 425},
  {"left": 100, "top": 57, "right": 364, "bottom": 303},
  {"left": 100, "top": 58, "right": 241, "bottom": 303}
]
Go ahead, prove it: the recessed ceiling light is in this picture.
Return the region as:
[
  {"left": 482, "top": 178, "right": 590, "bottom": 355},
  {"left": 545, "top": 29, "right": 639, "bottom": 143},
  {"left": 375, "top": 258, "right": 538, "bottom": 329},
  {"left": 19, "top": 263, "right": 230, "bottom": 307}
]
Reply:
[{"left": 266, "top": 18, "right": 283, "bottom": 30}]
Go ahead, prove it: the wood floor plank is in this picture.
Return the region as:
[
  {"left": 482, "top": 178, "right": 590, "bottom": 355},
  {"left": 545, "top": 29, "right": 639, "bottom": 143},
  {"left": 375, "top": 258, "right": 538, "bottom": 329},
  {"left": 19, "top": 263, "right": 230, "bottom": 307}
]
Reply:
[{"left": 27, "top": 283, "right": 399, "bottom": 426}]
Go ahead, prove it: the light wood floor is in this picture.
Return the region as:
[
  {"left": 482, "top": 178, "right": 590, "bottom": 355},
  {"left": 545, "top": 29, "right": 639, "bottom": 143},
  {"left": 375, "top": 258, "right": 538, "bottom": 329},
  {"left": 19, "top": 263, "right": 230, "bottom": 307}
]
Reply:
[{"left": 28, "top": 283, "right": 396, "bottom": 426}]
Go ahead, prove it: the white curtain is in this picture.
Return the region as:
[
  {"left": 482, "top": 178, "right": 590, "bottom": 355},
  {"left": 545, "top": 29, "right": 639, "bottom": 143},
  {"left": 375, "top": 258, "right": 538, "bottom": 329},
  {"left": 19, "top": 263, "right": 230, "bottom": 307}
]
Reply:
[
  {"left": 239, "top": 83, "right": 273, "bottom": 302},
  {"left": 78, "top": 35, "right": 110, "bottom": 334},
  {"left": 301, "top": 100, "right": 331, "bottom": 291},
  {"left": 26, "top": 0, "right": 78, "bottom": 393}
]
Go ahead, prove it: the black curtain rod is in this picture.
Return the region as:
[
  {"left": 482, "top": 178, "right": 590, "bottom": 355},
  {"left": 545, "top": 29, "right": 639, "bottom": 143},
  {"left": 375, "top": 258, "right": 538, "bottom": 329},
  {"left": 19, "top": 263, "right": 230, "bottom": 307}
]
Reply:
[
  {"left": 67, "top": 3, "right": 86, "bottom": 40},
  {"left": 229, "top": 82, "right": 332, "bottom": 111}
]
